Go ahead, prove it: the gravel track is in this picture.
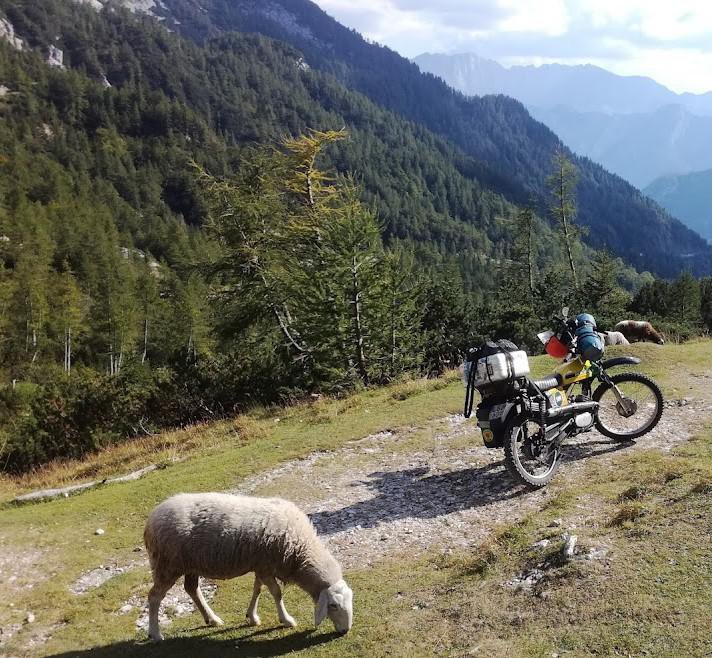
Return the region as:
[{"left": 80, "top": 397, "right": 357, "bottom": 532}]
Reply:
[{"left": 232, "top": 397, "right": 709, "bottom": 567}]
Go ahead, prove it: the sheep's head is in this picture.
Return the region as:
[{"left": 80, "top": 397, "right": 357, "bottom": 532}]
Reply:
[
  {"left": 315, "top": 579, "right": 353, "bottom": 634},
  {"left": 648, "top": 330, "right": 664, "bottom": 345}
]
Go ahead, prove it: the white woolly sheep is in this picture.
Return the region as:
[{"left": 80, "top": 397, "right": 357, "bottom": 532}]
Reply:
[
  {"left": 143, "top": 492, "right": 353, "bottom": 641},
  {"left": 598, "top": 330, "right": 630, "bottom": 346}
]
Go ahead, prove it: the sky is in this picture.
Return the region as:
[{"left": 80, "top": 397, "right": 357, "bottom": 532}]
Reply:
[{"left": 311, "top": 0, "right": 712, "bottom": 94}]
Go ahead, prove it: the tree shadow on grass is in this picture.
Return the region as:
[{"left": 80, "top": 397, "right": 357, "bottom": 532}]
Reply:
[
  {"left": 309, "top": 461, "right": 522, "bottom": 536},
  {"left": 309, "top": 435, "right": 633, "bottom": 536},
  {"left": 45, "top": 628, "right": 341, "bottom": 658}
]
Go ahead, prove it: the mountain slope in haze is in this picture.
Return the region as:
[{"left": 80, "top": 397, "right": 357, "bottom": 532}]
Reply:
[
  {"left": 529, "top": 104, "right": 712, "bottom": 189},
  {"left": 413, "top": 52, "right": 712, "bottom": 117},
  {"left": 645, "top": 170, "right": 712, "bottom": 244},
  {"left": 80, "top": 0, "right": 712, "bottom": 277},
  {"left": 415, "top": 51, "right": 712, "bottom": 199}
]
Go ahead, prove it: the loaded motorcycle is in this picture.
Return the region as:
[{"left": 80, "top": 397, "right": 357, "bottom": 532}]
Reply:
[{"left": 463, "top": 309, "right": 663, "bottom": 488}]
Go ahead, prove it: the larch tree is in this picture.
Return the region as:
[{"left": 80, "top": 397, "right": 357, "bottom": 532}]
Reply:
[
  {"left": 547, "top": 147, "right": 580, "bottom": 288},
  {"left": 135, "top": 262, "right": 160, "bottom": 364},
  {"left": 315, "top": 183, "right": 382, "bottom": 386},
  {"left": 53, "top": 267, "right": 86, "bottom": 374}
]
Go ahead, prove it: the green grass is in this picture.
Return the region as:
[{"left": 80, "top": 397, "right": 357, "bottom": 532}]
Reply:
[{"left": 1, "top": 341, "right": 711, "bottom": 657}]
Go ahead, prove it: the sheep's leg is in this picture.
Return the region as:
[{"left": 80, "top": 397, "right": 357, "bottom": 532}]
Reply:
[
  {"left": 147, "top": 572, "right": 179, "bottom": 641},
  {"left": 262, "top": 575, "right": 296, "bottom": 628},
  {"left": 246, "top": 575, "right": 262, "bottom": 626},
  {"left": 184, "top": 574, "right": 224, "bottom": 627}
]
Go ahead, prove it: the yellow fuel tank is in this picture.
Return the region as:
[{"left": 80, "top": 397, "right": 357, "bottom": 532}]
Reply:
[{"left": 555, "top": 357, "right": 591, "bottom": 386}]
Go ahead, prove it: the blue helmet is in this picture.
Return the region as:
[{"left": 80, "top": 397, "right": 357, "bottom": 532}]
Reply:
[{"left": 575, "top": 313, "right": 597, "bottom": 329}]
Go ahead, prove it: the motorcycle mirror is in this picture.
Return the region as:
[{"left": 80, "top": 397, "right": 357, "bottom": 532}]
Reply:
[{"left": 537, "top": 330, "right": 555, "bottom": 345}]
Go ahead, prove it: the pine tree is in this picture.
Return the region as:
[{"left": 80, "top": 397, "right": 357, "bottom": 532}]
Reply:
[
  {"left": 587, "top": 251, "right": 630, "bottom": 327},
  {"left": 373, "top": 248, "right": 423, "bottom": 381},
  {"left": 670, "top": 272, "right": 701, "bottom": 327}
]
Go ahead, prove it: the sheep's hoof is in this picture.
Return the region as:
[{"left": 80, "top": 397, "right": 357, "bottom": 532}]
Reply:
[
  {"left": 246, "top": 614, "right": 261, "bottom": 626},
  {"left": 207, "top": 616, "right": 224, "bottom": 627},
  {"left": 281, "top": 616, "right": 297, "bottom": 629}
]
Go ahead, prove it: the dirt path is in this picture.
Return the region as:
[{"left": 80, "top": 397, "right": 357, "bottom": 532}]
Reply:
[{"left": 232, "top": 396, "right": 710, "bottom": 568}]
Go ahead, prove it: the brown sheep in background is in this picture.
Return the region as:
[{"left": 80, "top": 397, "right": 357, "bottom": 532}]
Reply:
[{"left": 614, "top": 320, "right": 665, "bottom": 345}]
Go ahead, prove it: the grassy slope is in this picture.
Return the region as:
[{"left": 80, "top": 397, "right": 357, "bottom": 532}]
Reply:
[{"left": 1, "top": 342, "right": 711, "bottom": 657}]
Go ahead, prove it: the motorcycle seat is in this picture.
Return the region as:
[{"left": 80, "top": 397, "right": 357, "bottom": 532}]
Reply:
[{"left": 532, "top": 375, "right": 561, "bottom": 391}]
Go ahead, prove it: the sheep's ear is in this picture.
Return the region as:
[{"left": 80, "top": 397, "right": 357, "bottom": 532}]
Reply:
[{"left": 315, "top": 589, "right": 329, "bottom": 627}]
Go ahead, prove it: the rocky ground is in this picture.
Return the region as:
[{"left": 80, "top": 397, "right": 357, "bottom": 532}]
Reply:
[{"left": 232, "top": 397, "right": 707, "bottom": 568}]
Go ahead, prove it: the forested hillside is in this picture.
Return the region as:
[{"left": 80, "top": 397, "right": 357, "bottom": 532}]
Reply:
[
  {"left": 1, "top": 0, "right": 576, "bottom": 288},
  {"left": 0, "top": 0, "right": 557, "bottom": 470},
  {"left": 143, "top": 0, "right": 712, "bottom": 277}
]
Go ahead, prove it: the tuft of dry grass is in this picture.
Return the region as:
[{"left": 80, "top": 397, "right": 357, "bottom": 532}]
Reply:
[
  {"left": 617, "top": 484, "right": 648, "bottom": 501},
  {"left": 608, "top": 501, "right": 649, "bottom": 526},
  {"left": 0, "top": 420, "right": 240, "bottom": 502}
]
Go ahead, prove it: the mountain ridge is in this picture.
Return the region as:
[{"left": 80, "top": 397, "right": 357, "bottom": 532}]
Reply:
[
  {"left": 529, "top": 104, "right": 712, "bottom": 188},
  {"left": 414, "top": 51, "right": 712, "bottom": 116}
]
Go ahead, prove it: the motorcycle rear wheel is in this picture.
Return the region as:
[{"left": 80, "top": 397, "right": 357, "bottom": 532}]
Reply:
[
  {"left": 503, "top": 417, "right": 560, "bottom": 488},
  {"left": 593, "top": 372, "right": 663, "bottom": 440}
]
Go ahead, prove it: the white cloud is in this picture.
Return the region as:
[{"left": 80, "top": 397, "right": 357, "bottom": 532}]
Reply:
[
  {"left": 497, "top": 0, "right": 570, "bottom": 36},
  {"left": 313, "top": 0, "right": 712, "bottom": 94}
]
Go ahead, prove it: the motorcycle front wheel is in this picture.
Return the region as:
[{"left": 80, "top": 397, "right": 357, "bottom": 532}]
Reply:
[
  {"left": 593, "top": 372, "right": 663, "bottom": 441},
  {"left": 503, "top": 417, "right": 560, "bottom": 488}
]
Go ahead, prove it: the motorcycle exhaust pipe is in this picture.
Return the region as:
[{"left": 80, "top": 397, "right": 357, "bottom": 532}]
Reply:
[{"left": 546, "top": 401, "right": 599, "bottom": 420}]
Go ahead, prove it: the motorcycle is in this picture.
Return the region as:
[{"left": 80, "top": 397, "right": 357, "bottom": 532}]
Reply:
[{"left": 463, "top": 308, "right": 664, "bottom": 488}]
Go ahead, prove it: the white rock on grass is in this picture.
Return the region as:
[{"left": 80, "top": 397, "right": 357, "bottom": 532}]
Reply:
[{"left": 562, "top": 534, "right": 578, "bottom": 559}]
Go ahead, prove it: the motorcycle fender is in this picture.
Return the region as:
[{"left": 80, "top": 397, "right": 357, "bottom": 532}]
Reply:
[
  {"left": 601, "top": 356, "right": 641, "bottom": 370},
  {"left": 477, "top": 401, "right": 519, "bottom": 448}
]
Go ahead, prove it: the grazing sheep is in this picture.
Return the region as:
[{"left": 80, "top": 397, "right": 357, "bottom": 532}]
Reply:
[
  {"left": 614, "top": 320, "right": 665, "bottom": 345},
  {"left": 144, "top": 493, "right": 353, "bottom": 641},
  {"left": 598, "top": 331, "right": 630, "bottom": 346}
]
